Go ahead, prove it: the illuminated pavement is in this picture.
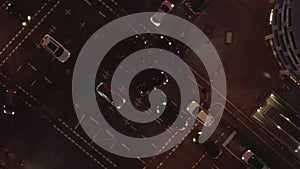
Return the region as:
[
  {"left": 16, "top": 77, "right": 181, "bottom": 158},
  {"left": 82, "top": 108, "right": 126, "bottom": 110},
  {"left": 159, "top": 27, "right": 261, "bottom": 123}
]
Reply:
[{"left": 0, "top": 0, "right": 299, "bottom": 168}]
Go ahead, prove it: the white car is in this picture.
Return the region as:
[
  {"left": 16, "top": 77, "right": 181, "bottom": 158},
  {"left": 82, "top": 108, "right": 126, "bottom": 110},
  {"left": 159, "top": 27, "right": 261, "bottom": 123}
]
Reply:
[
  {"left": 96, "top": 82, "right": 126, "bottom": 110},
  {"left": 186, "top": 101, "right": 214, "bottom": 126},
  {"left": 40, "top": 34, "right": 70, "bottom": 63},
  {"left": 150, "top": 0, "right": 174, "bottom": 27}
]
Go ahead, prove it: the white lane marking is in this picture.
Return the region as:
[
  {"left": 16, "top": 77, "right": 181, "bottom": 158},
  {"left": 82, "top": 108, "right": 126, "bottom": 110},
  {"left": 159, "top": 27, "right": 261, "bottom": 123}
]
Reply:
[
  {"left": 152, "top": 143, "right": 157, "bottom": 149},
  {"left": 90, "top": 116, "right": 99, "bottom": 125},
  {"left": 30, "top": 80, "right": 36, "bottom": 87},
  {"left": 44, "top": 77, "right": 52, "bottom": 84},
  {"left": 0, "top": 0, "right": 53, "bottom": 66},
  {"left": 121, "top": 143, "right": 130, "bottom": 151},
  {"left": 98, "top": 11, "right": 107, "bottom": 18},
  {"left": 75, "top": 114, "right": 86, "bottom": 129},
  {"left": 191, "top": 152, "right": 207, "bottom": 169},
  {"left": 27, "top": 62, "right": 37, "bottom": 71},
  {"left": 105, "top": 129, "right": 114, "bottom": 138},
  {"left": 84, "top": 0, "right": 92, "bottom": 6},
  {"left": 223, "top": 146, "right": 242, "bottom": 162},
  {"left": 137, "top": 157, "right": 146, "bottom": 164},
  {"left": 16, "top": 65, "right": 22, "bottom": 72}
]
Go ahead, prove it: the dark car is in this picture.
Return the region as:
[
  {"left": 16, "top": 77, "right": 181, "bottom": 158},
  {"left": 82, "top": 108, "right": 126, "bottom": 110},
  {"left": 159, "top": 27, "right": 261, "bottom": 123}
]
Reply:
[
  {"left": 137, "top": 70, "right": 169, "bottom": 96},
  {"left": 193, "top": 131, "right": 223, "bottom": 159},
  {"left": 185, "top": 0, "right": 211, "bottom": 15},
  {"left": 241, "top": 150, "right": 270, "bottom": 169},
  {"left": 6, "top": 2, "right": 31, "bottom": 26},
  {"left": 2, "top": 89, "right": 17, "bottom": 115}
]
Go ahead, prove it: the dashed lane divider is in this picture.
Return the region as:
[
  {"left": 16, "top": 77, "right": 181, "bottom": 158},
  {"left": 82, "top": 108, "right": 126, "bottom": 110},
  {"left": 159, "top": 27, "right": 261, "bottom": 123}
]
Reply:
[{"left": 0, "top": 0, "right": 52, "bottom": 61}]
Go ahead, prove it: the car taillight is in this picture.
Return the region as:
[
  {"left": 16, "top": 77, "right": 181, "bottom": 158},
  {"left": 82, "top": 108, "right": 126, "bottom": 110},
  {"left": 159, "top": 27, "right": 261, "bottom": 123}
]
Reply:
[{"left": 13, "top": 90, "right": 17, "bottom": 94}]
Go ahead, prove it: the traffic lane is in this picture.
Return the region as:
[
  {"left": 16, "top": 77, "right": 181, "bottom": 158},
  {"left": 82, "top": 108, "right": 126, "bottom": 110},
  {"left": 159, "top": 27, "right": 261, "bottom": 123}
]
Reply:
[
  {"left": 89, "top": 0, "right": 120, "bottom": 17},
  {"left": 0, "top": 0, "right": 76, "bottom": 95},
  {"left": 186, "top": 0, "right": 295, "bottom": 166},
  {"left": 153, "top": 111, "right": 247, "bottom": 169},
  {"left": 28, "top": 0, "right": 106, "bottom": 60},
  {"left": 190, "top": 119, "right": 242, "bottom": 169},
  {"left": 225, "top": 99, "right": 300, "bottom": 169},
  {"left": 193, "top": 115, "right": 244, "bottom": 169},
  {"left": 194, "top": 0, "right": 282, "bottom": 115},
  {"left": 0, "top": 87, "right": 28, "bottom": 142},
  {"left": 41, "top": 90, "right": 74, "bottom": 117},
  {"left": 116, "top": 91, "right": 235, "bottom": 168},
  {"left": 22, "top": 0, "right": 122, "bottom": 88},
  {"left": 1, "top": 39, "right": 52, "bottom": 76},
  {"left": 0, "top": 0, "right": 60, "bottom": 61},
  {"left": 224, "top": 115, "right": 289, "bottom": 169},
  {"left": 69, "top": 103, "right": 147, "bottom": 169},
  {"left": 13, "top": 92, "right": 122, "bottom": 169},
  {"left": 145, "top": 130, "right": 208, "bottom": 169},
  {"left": 158, "top": 129, "right": 238, "bottom": 169},
  {"left": 117, "top": 0, "right": 155, "bottom": 13},
  {"left": 0, "top": 0, "right": 108, "bottom": 97},
  {"left": 149, "top": 120, "right": 228, "bottom": 169},
  {"left": 31, "top": 0, "right": 107, "bottom": 51},
  {"left": 35, "top": 91, "right": 131, "bottom": 168},
  {"left": 6, "top": 0, "right": 111, "bottom": 70},
  {"left": 213, "top": 148, "right": 245, "bottom": 169},
  {"left": 0, "top": 6, "right": 25, "bottom": 50},
  {"left": 9, "top": 0, "right": 50, "bottom": 13},
  {"left": 116, "top": 0, "right": 186, "bottom": 13},
  {"left": 2, "top": 101, "right": 102, "bottom": 169},
  {"left": 0, "top": 39, "right": 66, "bottom": 99},
  {"left": 208, "top": 118, "right": 235, "bottom": 145},
  {"left": 172, "top": 0, "right": 200, "bottom": 21}
]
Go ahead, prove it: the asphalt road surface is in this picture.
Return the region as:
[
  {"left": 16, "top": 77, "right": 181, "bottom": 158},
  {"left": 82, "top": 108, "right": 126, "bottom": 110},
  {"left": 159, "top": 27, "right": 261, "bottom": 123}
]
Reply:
[{"left": 0, "top": 0, "right": 299, "bottom": 169}]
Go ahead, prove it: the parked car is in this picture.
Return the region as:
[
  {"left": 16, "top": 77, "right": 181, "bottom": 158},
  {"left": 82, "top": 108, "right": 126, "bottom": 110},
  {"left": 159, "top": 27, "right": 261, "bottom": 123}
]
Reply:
[
  {"left": 2, "top": 89, "right": 17, "bottom": 115},
  {"left": 241, "top": 150, "right": 270, "bottom": 169},
  {"left": 185, "top": 0, "right": 211, "bottom": 15},
  {"left": 150, "top": 0, "right": 174, "bottom": 26},
  {"left": 186, "top": 101, "right": 214, "bottom": 126},
  {"left": 96, "top": 82, "right": 126, "bottom": 109},
  {"left": 193, "top": 131, "right": 223, "bottom": 159},
  {"left": 137, "top": 70, "right": 169, "bottom": 96},
  {"left": 40, "top": 34, "right": 70, "bottom": 63},
  {"left": 6, "top": 1, "right": 31, "bottom": 26}
]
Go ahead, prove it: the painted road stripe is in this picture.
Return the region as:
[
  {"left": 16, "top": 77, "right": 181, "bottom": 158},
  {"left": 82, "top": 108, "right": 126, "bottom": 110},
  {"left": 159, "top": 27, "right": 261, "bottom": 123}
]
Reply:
[
  {"left": 16, "top": 65, "right": 22, "bottom": 72},
  {"left": 27, "top": 62, "right": 37, "bottom": 71},
  {"left": 105, "top": 129, "right": 114, "bottom": 138},
  {"left": 75, "top": 114, "right": 86, "bottom": 129},
  {"left": 44, "top": 77, "right": 52, "bottom": 84},
  {"left": 121, "top": 143, "right": 130, "bottom": 151},
  {"left": 84, "top": 0, "right": 91, "bottom": 6},
  {"left": 30, "top": 80, "right": 36, "bottom": 87},
  {"left": 90, "top": 116, "right": 99, "bottom": 125},
  {"left": 98, "top": 11, "right": 106, "bottom": 18}
]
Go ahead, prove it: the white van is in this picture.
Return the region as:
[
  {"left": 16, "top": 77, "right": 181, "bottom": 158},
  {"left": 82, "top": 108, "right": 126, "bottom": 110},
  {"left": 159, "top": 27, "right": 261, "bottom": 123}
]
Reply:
[
  {"left": 40, "top": 34, "right": 70, "bottom": 63},
  {"left": 187, "top": 101, "right": 214, "bottom": 126}
]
